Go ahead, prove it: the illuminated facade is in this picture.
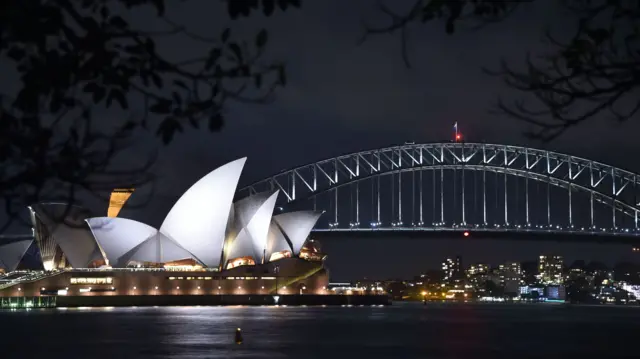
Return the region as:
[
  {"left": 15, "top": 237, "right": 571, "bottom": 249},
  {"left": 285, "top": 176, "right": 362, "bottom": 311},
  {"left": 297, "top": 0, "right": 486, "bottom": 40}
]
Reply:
[
  {"left": 224, "top": 191, "right": 280, "bottom": 267},
  {"left": 467, "top": 263, "right": 489, "bottom": 276},
  {"left": 28, "top": 203, "right": 103, "bottom": 270},
  {"left": 0, "top": 158, "right": 328, "bottom": 301},
  {"left": 442, "top": 256, "right": 463, "bottom": 285},
  {"left": 466, "top": 263, "right": 489, "bottom": 289},
  {"left": 107, "top": 188, "right": 134, "bottom": 217},
  {"left": 498, "top": 262, "right": 523, "bottom": 293},
  {"left": 539, "top": 255, "right": 564, "bottom": 285},
  {"left": 159, "top": 158, "right": 247, "bottom": 267},
  {"left": 0, "top": 257, "right": 329, "bottom": 299}
]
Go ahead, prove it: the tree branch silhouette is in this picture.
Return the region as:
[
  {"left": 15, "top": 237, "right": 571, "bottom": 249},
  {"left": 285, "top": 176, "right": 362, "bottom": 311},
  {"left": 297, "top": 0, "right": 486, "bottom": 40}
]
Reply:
[
  {"left": 0, "top": 0, "right": 300, "bottom": 232},
  {"left": 361, "top": 0, "right": 640, "bottom": 141}
]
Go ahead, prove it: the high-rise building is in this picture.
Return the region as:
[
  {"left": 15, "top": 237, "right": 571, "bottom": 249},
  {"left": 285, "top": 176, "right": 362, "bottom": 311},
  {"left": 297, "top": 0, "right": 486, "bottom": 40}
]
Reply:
[
  {"left": 442, "top": 256, "right": 463, "bottom": 285},
  {"left": 498, "top": 262, "right": 523, "bottom": 293},
  {"left": 539, "top": 255, "right": 564, "bottom": 285},
  {"left": 108, "top": 188, "right": 135, "bottom": 217},
  {"left": 466, "top": 263, "right": 490, "bottom": 290},
  {"left": 467, "top": 263, "right": 489, "bottom": 277}
]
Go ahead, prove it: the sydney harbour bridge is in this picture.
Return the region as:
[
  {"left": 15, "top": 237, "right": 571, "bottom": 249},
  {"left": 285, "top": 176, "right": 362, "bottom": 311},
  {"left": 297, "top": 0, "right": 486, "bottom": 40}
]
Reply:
[{"left": 239, "top": 142, "right": 640, "bottom": 239}]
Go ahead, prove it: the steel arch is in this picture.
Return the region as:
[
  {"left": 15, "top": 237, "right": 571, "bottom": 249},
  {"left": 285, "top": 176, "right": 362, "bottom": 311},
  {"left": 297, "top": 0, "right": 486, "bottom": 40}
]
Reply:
[{"left": 239, "top": 142, "right": 640, "bottom": 236}]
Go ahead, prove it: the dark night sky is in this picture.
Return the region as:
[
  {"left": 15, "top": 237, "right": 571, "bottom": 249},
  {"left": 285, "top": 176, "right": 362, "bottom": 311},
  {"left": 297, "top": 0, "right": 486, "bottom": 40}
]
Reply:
[{"left": 9, "top": 1, "right": 640, "bottom": 279}]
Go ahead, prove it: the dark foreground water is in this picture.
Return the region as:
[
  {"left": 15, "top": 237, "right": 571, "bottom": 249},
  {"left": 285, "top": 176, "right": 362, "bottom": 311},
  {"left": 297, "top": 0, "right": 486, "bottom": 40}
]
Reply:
[{"left": 1, "top": 302, "right": 639, "bottom": 358}]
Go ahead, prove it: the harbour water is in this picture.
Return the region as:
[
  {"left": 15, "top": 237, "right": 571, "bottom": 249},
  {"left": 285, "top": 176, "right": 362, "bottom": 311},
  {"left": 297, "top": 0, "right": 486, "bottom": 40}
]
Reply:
[{"left": 1, "top": 302, "right": 638, "bottom": 358}]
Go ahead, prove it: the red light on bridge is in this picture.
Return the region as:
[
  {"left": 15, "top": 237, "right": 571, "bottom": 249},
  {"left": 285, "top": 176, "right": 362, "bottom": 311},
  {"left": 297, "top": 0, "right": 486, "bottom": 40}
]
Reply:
[
  {"left": 455, "top": 134, "right": 462, "bottom": 141},
  {"left": 463, "top": 231, "right": 470, "bottom": 237}
]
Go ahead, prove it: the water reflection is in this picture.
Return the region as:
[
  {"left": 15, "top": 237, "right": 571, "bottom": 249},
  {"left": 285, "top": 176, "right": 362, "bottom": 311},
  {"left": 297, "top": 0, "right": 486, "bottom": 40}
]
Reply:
[{"left": 1, "top": 303, "right": 640, "bottom": 358}]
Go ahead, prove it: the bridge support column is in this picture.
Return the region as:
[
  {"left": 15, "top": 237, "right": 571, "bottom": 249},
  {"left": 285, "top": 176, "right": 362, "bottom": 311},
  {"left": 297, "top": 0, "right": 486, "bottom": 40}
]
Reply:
[
  {"left": 440, "top": 167, "right": 444, "bottom": 225},
  {"left": 462, "top": 164, "right": 466, "bottom": 225},
  {"left": 569, "top": 184, "right": 573, "bottom": 227},
  {"left": 419, "top": 169, "right": 423, "bottom": 225},
  {"left": 482, "top": 167, "right": 487, "bottom": 226}
]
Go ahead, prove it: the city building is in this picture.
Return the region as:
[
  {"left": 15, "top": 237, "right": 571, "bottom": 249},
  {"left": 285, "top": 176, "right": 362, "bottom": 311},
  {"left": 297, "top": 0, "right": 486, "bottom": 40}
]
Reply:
[
  {"left": 545, "top": 285, "right": 566, "bottom": 301},
  {"left": 519, "top": 285, "right": 545, "bottom": 299},
  {"left": 0, "top": 158, "right": 329, "bottom": 301},
  {"left": 539, "top": 255, "right": 564, "bottom": 285},
  {"left": 442, "top": 256, "right": 463, "bottom": 286},
  {"left": 467, "top": 263, "right": 489, "bottom": 276},
  {"left": 498, "top": 262, "right": 523, "bottom": 294},
  {"left": 466, "top": 263, "right": 489, "bottom": 290}
]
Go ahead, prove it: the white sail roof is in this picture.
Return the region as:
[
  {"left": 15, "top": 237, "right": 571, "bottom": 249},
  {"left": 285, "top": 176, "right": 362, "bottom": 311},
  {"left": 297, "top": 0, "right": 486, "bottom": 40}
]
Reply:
[
  {"left": 273, "top": 211, "right": 323, "bottom": 255},
  {"left": 265, "top": 221, "right": 293, "bottom": 261},
  {"left": 224, "top": 227, "right": 256, "bottom": 264},
  {"left": 30, "top": 203, "right": 103, "bottom": 268},
  {"left": 0, "top": 239, "right": 33, "bottom": 272},
  {"left": 230, "top": 191, "right": 279, "bottom": 263},
  {"left": 26, "top": 158, "right": 324, "bottom": 270},
  {"left": 160, "top": 158, "right": 246, "bottom": 267},
  {"left": 117, "top": 232, "right": 194, "bottom": 267},
  {"left": 86, "top": 217, "right": 157, "bottom": 266},
  {"left": 232, "top": 191, "right": 272, "bottom": 231},
  {"left": 247, "top": 192, "right": 279, "bottom": 262}
]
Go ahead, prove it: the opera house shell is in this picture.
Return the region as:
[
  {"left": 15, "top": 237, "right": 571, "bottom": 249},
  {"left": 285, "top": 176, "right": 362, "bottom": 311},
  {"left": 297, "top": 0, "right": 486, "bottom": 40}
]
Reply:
[{"left": 0, "top": 158, "right": 330, "bottom": 303}]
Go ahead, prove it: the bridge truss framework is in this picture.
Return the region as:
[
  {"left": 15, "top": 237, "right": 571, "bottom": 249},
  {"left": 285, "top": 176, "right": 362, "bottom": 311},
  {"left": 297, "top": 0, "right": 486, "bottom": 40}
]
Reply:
[{"left": 239, "top": 143, "right": 640, "bottom": 238}]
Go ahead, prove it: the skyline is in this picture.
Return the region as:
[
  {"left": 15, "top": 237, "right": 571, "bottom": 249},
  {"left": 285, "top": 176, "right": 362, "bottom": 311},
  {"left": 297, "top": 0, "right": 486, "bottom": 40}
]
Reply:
[
  {"left": 3, "top": 1, "right": 640, "bottom": 281},
  {"left": 322, "top": 235, "right": 637, "bottom": 281}
]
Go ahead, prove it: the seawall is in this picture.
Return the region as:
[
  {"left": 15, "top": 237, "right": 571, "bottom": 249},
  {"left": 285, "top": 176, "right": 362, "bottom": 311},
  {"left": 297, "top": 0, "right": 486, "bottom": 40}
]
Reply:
[{"left": 54, "top": 294, "right": 391, "bottom": 307}]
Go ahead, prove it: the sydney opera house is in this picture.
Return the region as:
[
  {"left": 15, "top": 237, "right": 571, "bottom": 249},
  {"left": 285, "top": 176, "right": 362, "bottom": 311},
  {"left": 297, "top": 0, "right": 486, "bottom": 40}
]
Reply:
[{"left": 0, "top": 158, "right": 331, "bottom": 305}]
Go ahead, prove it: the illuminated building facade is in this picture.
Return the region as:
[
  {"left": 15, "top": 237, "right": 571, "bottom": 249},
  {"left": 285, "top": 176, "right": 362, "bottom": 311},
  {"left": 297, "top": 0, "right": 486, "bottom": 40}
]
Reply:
[
  {"left": 442, "top": 256, "right": 463, "bottom": 285},
  {"left": 0, "top": 257, "right": 328, "bottom": 299},
  {"left": 107, "top": 188, "right": 134, "bottom": 217},
  {"left": 498, "top": 262, "right": 523, "bottom": 294},
  {"left": 539, "top": 255, "right": 564, "bottom": 285},
  {"left": 467, "top": 263, "right": 489, "bottom": 276},
  {"left": 0, "top": 158, "right": 330, "bottom": 302},
  {"left": 466, "top": 263, "right": 489, "bottom": 289},
  {"left": 28, "top": 204, "right": 101, "bottom": 270}
]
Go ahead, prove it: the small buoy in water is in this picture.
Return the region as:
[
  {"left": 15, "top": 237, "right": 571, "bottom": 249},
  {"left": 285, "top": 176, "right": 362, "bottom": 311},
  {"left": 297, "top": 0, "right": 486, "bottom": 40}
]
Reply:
[{"left": 235, "top": 328, "right": 243, "bottom": 344}]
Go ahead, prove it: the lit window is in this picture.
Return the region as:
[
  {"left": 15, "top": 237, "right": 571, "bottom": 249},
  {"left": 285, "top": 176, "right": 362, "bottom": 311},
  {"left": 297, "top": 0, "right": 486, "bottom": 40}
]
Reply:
[{"left": 70, "top": 277, "right": 113, "bottom": 285}]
